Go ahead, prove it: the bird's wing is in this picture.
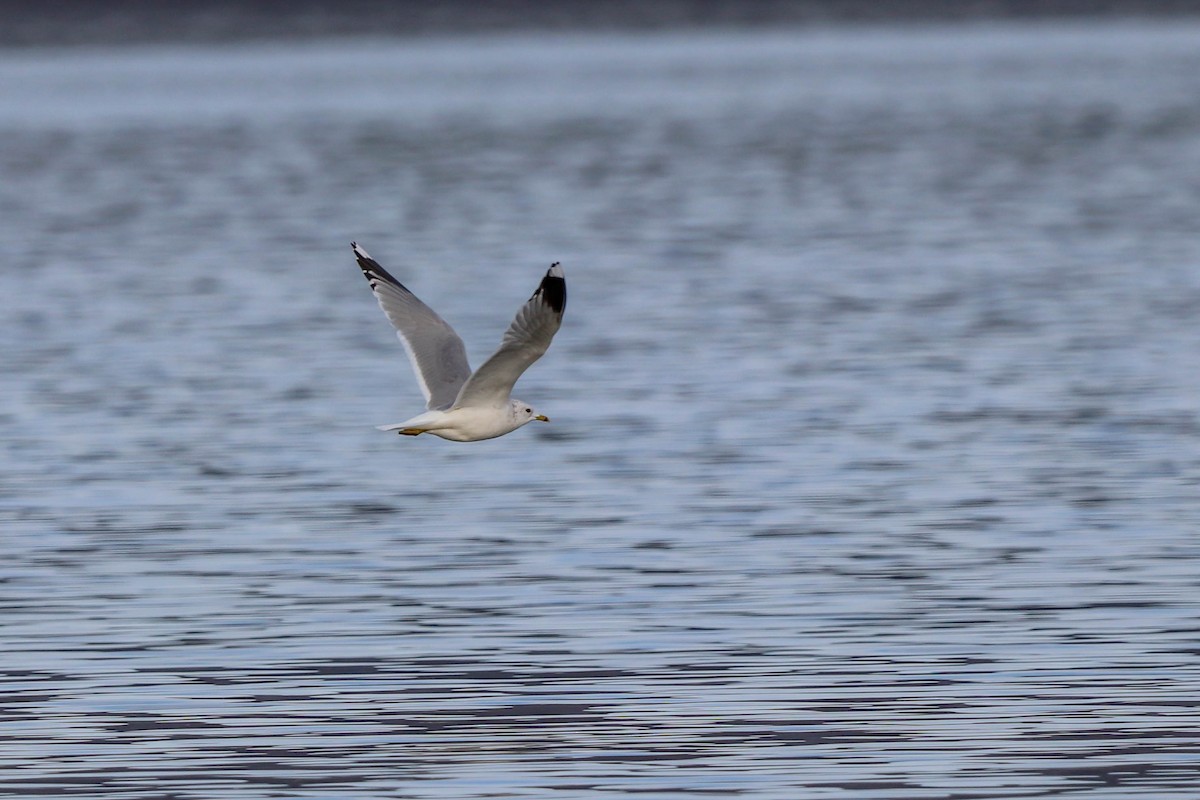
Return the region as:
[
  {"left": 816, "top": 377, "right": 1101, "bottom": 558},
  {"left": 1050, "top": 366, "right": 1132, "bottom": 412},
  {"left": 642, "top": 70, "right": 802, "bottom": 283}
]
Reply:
[
  {"left": 352, "top": 242, "right": 472, "bottom": 410},
  {"left": 453, "top": 263, "right": 566, "bottom": 409}
]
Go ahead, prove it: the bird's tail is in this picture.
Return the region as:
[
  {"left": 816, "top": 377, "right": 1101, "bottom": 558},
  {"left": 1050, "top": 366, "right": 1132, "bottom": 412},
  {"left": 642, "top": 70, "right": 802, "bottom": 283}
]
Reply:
[
  {"left": 377, "top": 410, "right": 441, "bottom": 435},
  {"left": 378, "top": 424, "right": 424, "bottom": 436}
]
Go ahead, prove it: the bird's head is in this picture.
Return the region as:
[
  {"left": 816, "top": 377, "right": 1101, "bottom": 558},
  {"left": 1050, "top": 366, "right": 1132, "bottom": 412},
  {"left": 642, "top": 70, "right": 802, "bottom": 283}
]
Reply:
[{"left": 511, "top": 399, "right": 549, "bottom": 426}]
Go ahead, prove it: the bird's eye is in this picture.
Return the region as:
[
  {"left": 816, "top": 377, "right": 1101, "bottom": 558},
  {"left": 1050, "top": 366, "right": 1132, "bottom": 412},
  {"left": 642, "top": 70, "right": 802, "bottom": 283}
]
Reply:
[{"left": 525, "top": 408, "right": 532, "bottom": 413}]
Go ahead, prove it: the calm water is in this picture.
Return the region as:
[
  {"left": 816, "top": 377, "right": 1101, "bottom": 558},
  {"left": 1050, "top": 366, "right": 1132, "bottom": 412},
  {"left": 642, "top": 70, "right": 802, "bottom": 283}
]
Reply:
[{"left": 3, "top": 21, "right": 1200, "bottom": 799}]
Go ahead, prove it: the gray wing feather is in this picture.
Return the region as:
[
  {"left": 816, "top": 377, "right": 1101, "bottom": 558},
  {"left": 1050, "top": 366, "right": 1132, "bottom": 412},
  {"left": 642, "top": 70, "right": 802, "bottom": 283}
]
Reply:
[
  {"left": 454, "top": 263, "right": 566, "bottom": 408},
  {"left": 352, "top": 242, "right": 472, "bottom": 410}
]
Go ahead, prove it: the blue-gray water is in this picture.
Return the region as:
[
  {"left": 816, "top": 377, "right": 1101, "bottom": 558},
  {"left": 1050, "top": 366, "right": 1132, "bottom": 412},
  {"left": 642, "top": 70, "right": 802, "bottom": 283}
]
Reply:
[{"left": 3, "top": 21, "right": 1200, "bottom": 799}]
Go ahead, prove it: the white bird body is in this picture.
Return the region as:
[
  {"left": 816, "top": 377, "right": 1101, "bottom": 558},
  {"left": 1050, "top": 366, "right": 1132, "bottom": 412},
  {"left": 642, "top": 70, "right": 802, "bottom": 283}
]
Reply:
[
  {"left": 377, "top": 400, "right": 548, "bottom": 442},
  {"left": 352, "top": 243, "right": 566, "bottom": 442}
]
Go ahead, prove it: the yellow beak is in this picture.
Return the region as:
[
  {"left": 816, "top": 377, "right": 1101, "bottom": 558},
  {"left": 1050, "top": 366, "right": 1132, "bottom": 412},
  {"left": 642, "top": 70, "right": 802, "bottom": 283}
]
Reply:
[{"left": 535, "top": 414, "right": 550, "bottom": 422}]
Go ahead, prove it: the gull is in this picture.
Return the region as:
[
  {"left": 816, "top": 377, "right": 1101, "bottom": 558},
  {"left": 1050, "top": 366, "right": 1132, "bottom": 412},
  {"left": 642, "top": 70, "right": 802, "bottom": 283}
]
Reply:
[{"left": 352, "top": 242, "right": 566, "bottom": 441}]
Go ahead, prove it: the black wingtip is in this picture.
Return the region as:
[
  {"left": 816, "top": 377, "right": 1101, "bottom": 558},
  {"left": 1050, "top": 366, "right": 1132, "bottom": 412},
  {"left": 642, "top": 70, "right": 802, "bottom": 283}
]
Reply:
[
  {"left": 538, "top": 269, "right": 566, "bottom": 316},
  {"left": 350, "top": 241, "right": 406, "bottom": 290},
  {"left": 351, "top": 243, "right": 375, "bottom": 281}
]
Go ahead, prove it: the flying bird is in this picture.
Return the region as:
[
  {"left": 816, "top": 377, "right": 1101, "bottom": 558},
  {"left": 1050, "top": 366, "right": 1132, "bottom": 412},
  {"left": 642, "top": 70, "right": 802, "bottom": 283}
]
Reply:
[{"left": 352, "top": 242, "right": 566, "bottom": 441}]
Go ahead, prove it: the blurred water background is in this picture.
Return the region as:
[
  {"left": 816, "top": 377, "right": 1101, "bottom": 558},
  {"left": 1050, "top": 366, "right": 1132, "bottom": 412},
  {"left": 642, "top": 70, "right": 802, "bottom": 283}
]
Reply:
[{"left": 3, "top": 5, "right": 1200, "bottom": 798}]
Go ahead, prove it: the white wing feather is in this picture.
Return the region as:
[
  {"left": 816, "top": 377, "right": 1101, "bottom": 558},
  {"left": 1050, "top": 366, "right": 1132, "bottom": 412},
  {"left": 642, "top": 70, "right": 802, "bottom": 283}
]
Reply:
[
  {"left": 454, "top": 263, "right": 566, "bottom": 408},
  {"left": 352, "top": 243, "right": 473, "bottom": 410}
]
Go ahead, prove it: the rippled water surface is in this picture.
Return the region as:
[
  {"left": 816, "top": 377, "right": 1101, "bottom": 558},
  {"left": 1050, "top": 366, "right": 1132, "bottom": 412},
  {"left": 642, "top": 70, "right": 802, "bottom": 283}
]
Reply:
[{"left": 3, "top": 22, "right": 1200, "bottom": 799}]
